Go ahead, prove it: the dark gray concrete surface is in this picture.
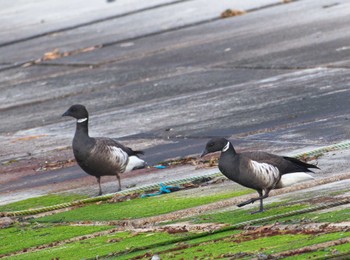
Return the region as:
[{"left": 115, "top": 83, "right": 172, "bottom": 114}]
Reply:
[{"left": 1, "top": 0, "right": 350, "bottom": 203}]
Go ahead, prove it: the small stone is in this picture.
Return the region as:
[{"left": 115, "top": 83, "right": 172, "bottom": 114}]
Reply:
[
  {"left": 0, "top": 217, "right": 14, "bottom": 228},
  {"left": 151, "top": 255, "right": 161, "bottom": 260}
]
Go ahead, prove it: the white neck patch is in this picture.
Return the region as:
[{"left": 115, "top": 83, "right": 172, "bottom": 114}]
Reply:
[
  {"left": 222, "top": 141, "right": 230, "bottom": 152},
  {"left": 77, "top": 118, "right": 88, "bottom": 123}
]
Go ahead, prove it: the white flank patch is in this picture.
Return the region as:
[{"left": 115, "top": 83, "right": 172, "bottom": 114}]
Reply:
[
  {"left": 250, "top": 160, "right": 280, "bottom": 183},
  {"left": 222, "top": 141, "right": 230, "bottom": 152},
  {"left": 109, "top": 146, "right": 128, "bottom": 165},
  {"left": 77, "top": 118, "right": 88, "bottom": 123},
  {"left": 125, "top": 156, "right": 146, "bottom": 172}
]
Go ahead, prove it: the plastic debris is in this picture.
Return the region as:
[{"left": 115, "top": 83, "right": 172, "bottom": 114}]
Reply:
[
  {"left": 141, "top": 183, "right": 180, "bottom": 198},
  {"left": 154, "top": 165, "right": 167, "bottom": 169}
]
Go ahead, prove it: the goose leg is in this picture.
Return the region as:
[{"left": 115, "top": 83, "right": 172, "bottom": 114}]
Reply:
[
  {"left": 237, "top": 189, "right": 270, "bottom": 213},
  {"left": 96, "top": 176, "right": 102, "bottom": 196},
  {"left": 237, "top": 197, "right": 258, "bottom": 207},
  {"left": 250, "top": 190, "right": 267, "bottom": 214},
  {"left": 116, "top": 174, "right": 122, "bottom": 191},
  {"left": 237, "top": 189, "right": 263, "bottom": 207}
]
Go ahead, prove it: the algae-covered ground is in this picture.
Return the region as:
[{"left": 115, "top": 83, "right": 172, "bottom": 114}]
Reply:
[{"left": 1, "top": 177, "right": 350, "bottom": 259}]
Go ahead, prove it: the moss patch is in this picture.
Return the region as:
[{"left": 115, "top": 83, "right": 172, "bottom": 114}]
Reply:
[
  {"left": 278, "top": 207, "right": 350, "bottom": 225},
  {"left": 34, "top": 189, "right": 252, "bottom": 223},
  {"left": 285, "top": 242, "right": 350, "bottom": 259},
  {"left": 0, "top": 194, "right": 88, "bottom": 212},
  {"left": 7, "top": 229, "right": 243, "bottom": 260},
  {"left": 21, "top": 217, "right": 345, "bottom": 260},
  {"left": 121, "top": 231, "right": 350, "bottom": 260},
  {"left": 6, "top": 231, "right": 186, "bottom": 260},
  {"left": 2, "top": 184, "right": 348, "bottom": 259},
  {"left": 310, "top": 208, "right": 350, "bottom": 223},
  {"left": 0, "top": 224, "right": 110, "bottom": 255},
  {"left": 190, "top": 203, "right": 308, "bottom": 225}
]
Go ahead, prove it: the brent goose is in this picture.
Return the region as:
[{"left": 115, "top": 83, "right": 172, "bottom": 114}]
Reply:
[
  {"left": 201, "top": 137, "right": 319, "bottom": 213},
  {"left": 62, "top": 104, "right": 146, "bottom": 195}
]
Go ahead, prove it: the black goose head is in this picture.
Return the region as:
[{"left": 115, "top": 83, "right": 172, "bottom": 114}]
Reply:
[
  {"left": 201, "top": 137, "right": 231, "bottom": 157},
  {"left": 62, "top": 104, "right": 89, "bottom": 120}
]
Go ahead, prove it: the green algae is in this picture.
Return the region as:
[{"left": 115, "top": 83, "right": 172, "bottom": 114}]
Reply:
[
  {"left": 6, "top": 231, "right": 185, "bottom": 260},
  {"left": 191, "top": 203, "right": 308, "bottom": 225},
  {"left": 34, "top": 189, "right": 252, "bottom": 223},
  {"left": 0, "top": 224, "right": 110, "bottom": 256},
  {"left": 0, "top": 194, "right": 88, "bottom": 212},
  {"left": 119, "top": 231, "right": 350, "bottom": 260}
]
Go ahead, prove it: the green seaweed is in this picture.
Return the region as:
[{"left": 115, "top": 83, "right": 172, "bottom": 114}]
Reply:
[
  {"left": 278, "top": 207, "right": 350, "bottom": 224},
  {"left": 34, "top": 189, "right": 252, "bottom": 223},
  {"left": 191, "top": 203, "right": 308, "bottom": 225},
  {"left": 119, "top": 231, "right": 350, "bottom": 259},
  {"left": 0, "top": 194, "right": 88, "bottom": 212},
  {"left": 2, "top": 184, "right": 348, "bottom": 259},
  {"left": 0, "top": 224, "right": 110, "bottom": 255},
  {"left": 284, "top": 242, "right": 350, "bottom": 259},
  {"left": 6, "top": 231, "right": 184, "bottom": 260}
]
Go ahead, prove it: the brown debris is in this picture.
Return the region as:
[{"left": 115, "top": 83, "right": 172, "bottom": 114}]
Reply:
[
  {"left": 158, "top": 156, "right": 199, "bottom": 167},
  {"left": 42, "top": 49, "right": 62, "bottom": 61},
  {"left": 271, "top": 237, "right": 350, "bottom": 258},
  {"left": 0, "top": 217, "right": 15, "bottom": 228},
  {"left": 157, "top": 222, "right": 227, "bottom": 234},
  {"left": 221, "top": 9, "right": 246, "bottom": 19},
  {"left": 20, "top": 45, "right": 102, "bottom": 67},
  {"left": 0, "top": 147, "right": 73, "bottom": 174},
  {"left": 241, "top": 222, "right": 350, "bottom": 238},
  {"left": 35, "top": 159, "right": 76, "bottom": 172},
  {"left": 195, "top": 155, "right": 219, "bottom": 169},
  {"left": 11, "top": 135, "right": 48, "bottom": 143},
  {"left": 299, "top": 152, "right": 323, "bottom": 162},
  {"left": 40, "top": 46, "right": 101, "bottom": 62},
  {"left": 107, "top": 238, "right": 122, "bottom": 243},
  {"left": 108, "top": 193, "right": 140, "bottom": 203},
  {"left": 161, "top": 225, "right": 189, "bottom": 234}
]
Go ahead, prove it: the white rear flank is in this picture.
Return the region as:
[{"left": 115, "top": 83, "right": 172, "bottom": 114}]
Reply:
[
  {"left": 125, "top": 156, "right": 146, "bottom": 172},
  {"left": 276, "top": 172, "right": 314, "bottom": 188}
]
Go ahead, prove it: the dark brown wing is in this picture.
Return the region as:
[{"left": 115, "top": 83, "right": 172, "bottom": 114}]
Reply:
[
  {"left": 242, "top": 151, "right": 318, "bottom": 174},
  {"left": 96, "top": 137, "right": 144, "bottom": 156}
]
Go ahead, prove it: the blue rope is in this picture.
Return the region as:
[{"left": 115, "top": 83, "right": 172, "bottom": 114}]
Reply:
[{"left": 141, "top": 183, "right": 180, "bottom": 198}]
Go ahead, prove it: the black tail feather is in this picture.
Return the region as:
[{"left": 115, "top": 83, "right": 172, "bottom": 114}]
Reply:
[
  {"left": 283, "top": 156, "right": 320, "bottom": 172},
  {"left": 132, "top": 150, "right": 144, "bottom": 156},
  {"left": 122, "top": 145, "right": 145, "bottom": 157}
]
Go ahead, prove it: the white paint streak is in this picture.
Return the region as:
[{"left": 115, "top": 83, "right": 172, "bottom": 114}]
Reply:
[{"left": 336, "top": 46, "right": 350, "bottom": 52}]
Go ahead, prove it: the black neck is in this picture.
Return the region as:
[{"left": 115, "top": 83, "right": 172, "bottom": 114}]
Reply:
[
  {"left": 222, "top": 141, "right": 237, "bottom": 155},
  {"left": 75, "top": 119, "right": 89, "bottom": 137}
]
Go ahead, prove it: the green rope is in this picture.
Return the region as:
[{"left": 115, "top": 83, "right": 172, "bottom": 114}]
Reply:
[
  {"left": 2, "top": 140, "right": 350, "bottom": 217},
  {"left": 293, "top": 139, "right": 350, "bottom": 159}
]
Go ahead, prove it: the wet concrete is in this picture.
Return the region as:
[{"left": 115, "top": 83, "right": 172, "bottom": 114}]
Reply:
[{"left": 1, "top": 0, "right": 350, "bottom": 204}]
